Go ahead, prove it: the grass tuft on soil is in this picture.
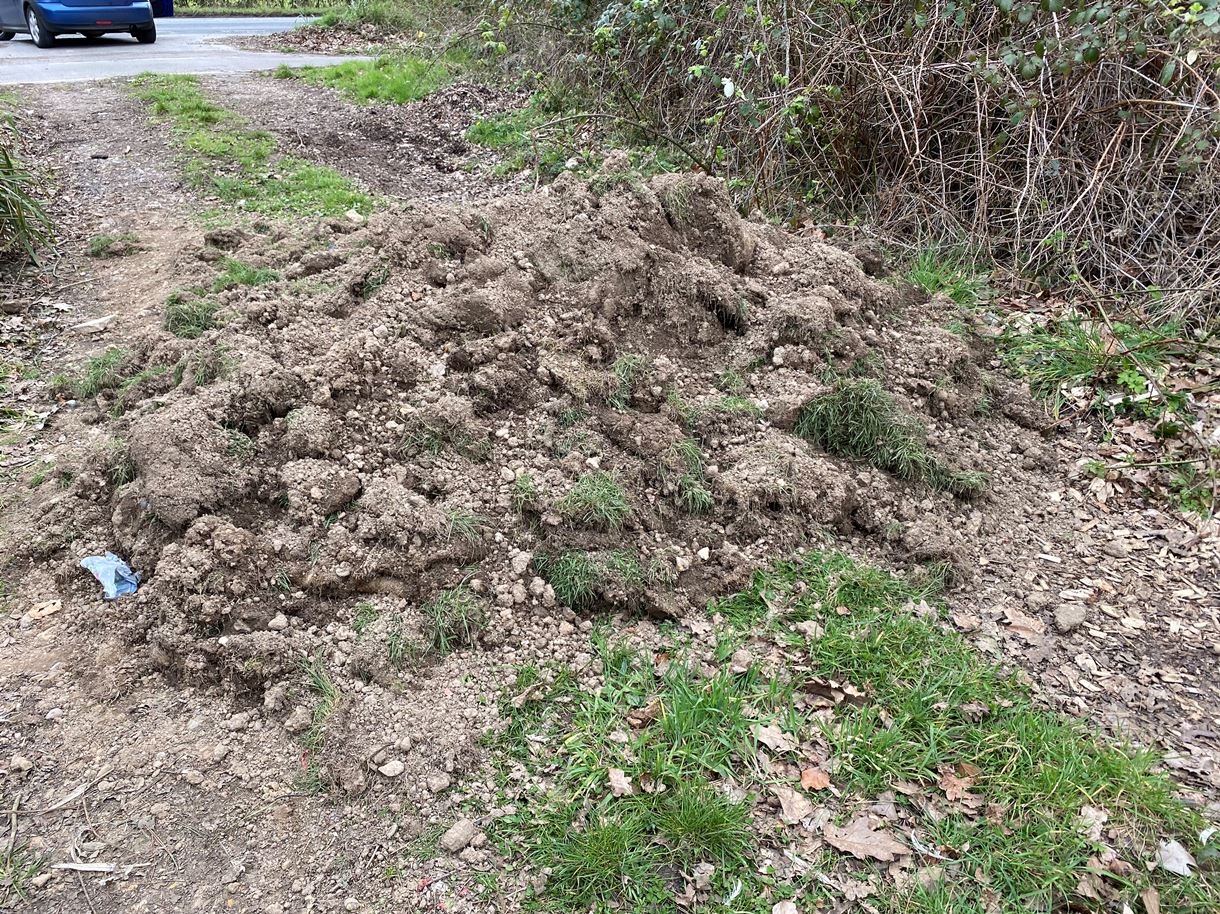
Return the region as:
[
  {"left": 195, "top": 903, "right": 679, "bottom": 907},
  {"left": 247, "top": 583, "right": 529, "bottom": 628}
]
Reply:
[
  {"left": 796, "top": 378, "right": 987, "bottom": 497},
  {"left": 164, "top": 290, "right": 223, "bottom": 339},
  {"left": 490, "top": 550, "right": 1217, "bottom": 914},
  {"left": 273, "top": 52, "right": 466, "bottom": 105},
  {"left": 129, "top": 73, "right": 371, "bottom": 220},
  {"left": 557, "top": 470, "right": 631, "bottom": 528}
]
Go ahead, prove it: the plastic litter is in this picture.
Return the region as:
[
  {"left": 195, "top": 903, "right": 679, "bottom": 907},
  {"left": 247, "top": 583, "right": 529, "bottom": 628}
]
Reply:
[{"left": 80, "top": 552, "right": 140, "bottom": 600}]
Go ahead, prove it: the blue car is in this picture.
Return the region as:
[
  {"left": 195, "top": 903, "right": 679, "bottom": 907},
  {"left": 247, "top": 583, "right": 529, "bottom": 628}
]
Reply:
[{"left": 0, "top": 0, "right": 158, "bottom": 46}]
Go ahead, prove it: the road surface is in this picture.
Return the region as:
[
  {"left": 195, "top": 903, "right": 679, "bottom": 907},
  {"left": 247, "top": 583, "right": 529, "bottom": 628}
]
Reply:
[{"left": 0, "top": 16, "right": 365, "bottom": 84}]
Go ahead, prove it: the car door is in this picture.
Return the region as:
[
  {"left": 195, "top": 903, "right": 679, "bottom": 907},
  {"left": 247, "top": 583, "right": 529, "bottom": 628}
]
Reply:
[{"left": 0, "top": 0, "right": 22, "bottom": 31}]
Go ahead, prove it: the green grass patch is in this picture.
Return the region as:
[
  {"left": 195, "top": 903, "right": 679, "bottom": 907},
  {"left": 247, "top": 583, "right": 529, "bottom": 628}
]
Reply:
[
  {"left": 164, "top": 289, "right": 223, "bottom": 339},
  {"left": 906, "top": 247, "right": 990, "bottom": 306},
  {"left": 212, "top": 257, "right": 278, "bottom": 291},
  {"left": 605, "top": 353, "right": 645, "bottom": 409},
  {"left": 0, "top": 841, "right": 47, "bottom": 907},
  {"left": 50, "top": 348, "right": 131, "bottom": 400},
  {"left": 1002, "top": 316, "right": 1183, "bottom": 418},
  {"left": 130, "top": 73, "right": 371, "bottom": 220},
  {"left": 274, "top": 52, "right": 466, "bottom": 105},
  {"left": 420, "top": 584, "right": 484, "bottom": 654},
  {"left": 532, "top": 549, "right": 649, "bottom": 611},
  {"left": 796, "top": 378, "right": 987, "bottom": 496},
  {"left": 87, "top": 231, "right": 140, "bottom": 258},
  {"left": 492, "top": 550, "right": 1219, "bottom": 913},
  {"left": 556, "top": 470, "right": 631, "bottom": 529}
]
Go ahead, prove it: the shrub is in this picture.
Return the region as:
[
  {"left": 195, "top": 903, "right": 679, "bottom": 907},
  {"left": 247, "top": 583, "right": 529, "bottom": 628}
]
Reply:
[
  {"left": 0, "top": 143, "right": 52, "bottom": 260},
  {"left": 488, "top": 0, "right": 1220, "bottom": 322}
]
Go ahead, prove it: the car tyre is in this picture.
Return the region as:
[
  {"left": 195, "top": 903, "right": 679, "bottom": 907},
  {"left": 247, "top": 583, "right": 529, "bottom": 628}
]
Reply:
[
  {"left": 133, "top": 21, "right": 155, "bottom": 44},
  {"left": 25, "top": 5, "right": 55, "bottom": 48},
  {"left": 0, "top": 31, "right": 16, "bottom": 41}
]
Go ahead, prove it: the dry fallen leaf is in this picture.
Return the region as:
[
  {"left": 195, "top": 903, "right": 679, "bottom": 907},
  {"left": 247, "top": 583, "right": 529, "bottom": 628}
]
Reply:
[
  {"left": 1140, "top": 886, "right": 1160, "bottom": 914},
  {"left": 823, "top": 816, "right": 909, "bottom": 862},
  {"left": 608, "top": 768, "right": 634, "bottom": 798},
  {"left": 1003, "top": 605, "right": 1047, "bottom": 640},
  {"left": 1156, "top": 839, "right": 1195, "bottom": 876},
  {"left": 771, "top": 902, "right": 798, "bottom": 914},
  {"left": 938, "top": 767, "right": 975, "bottom": 802},
  {"left": 754, "top": 724, "right": 797, "bottom": 754},
  {"left": 800, "top": 767, "right": 831, "bottom": 791},
  {"left": 772, "top": 785, "right": 814, "bottom": 825}
]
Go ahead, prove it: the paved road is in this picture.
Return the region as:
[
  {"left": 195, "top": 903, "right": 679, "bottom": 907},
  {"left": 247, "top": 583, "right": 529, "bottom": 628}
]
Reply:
[{"left": 0, "top": 16, "right": 365, "bottom": 84}]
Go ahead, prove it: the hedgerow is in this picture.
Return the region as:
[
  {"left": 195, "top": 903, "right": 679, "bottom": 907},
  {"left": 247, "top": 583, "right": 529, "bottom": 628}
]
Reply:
[{"left": 486, "top": 0, "right": 1220, "bottom": 324}]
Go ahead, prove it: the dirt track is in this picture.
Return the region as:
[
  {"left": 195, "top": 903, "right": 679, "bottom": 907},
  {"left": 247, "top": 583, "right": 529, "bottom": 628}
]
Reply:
[{"left": 2, "top": 72, "right": 1217, "bottom": 914}]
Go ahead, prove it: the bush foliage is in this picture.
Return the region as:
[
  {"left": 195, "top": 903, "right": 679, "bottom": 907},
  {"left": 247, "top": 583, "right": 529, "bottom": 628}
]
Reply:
[{"left": 487, "top": 0, "right": 1220, "bottom": 320}]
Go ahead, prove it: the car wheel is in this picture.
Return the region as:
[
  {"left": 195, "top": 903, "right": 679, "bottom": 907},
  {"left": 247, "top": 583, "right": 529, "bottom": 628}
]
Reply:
[
  {"left": 25, "top": 5, "right": 55, "bottom": 48},
  {"left": 0, "top": 31, "right": 16, "bottom": 41},
  {"left": 133, "top": 21, "right": 155, "bottom": 44}
]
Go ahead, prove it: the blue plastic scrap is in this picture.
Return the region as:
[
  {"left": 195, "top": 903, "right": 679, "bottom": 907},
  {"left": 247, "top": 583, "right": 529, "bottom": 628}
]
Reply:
[{"left": 80, "top": 552, "right": 140, "bottom": 600}]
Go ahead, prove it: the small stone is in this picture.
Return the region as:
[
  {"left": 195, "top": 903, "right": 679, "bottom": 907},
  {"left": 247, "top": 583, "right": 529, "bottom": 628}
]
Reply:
[
  {"left": 268, "top": 613, "right": 289, "bottom": 631},
  {"left": 696, "top": 547, "right": 710, "bottom": 561},
  {"left": 500, "top": 466, "right": 515, "bottom": 482},
  {"left": 283, "top": 706, "right": 312, "bottom": 734},
  {"left": 9, "top": 755, "right": 33, "bottom": 773},
  {"left": 439, "top": 818, "right": 477, "bottom": 853},
  {"left": 557, "top": 621, "right": 575, "bottom": 637},
  {"left": 344, "top": 899, "right": 360, "bottom": 912},
  {"left": 378, "top": 759, "right": 405, "bottom": 778},
  {"left": 225, "top": 711, "right": 253, "bottom": 732},
  {"left": 427, "top": 773, "right": 452, "bottom": 793},
  {"left": 181, "top": 768, "right": 205, "bottom": 785},
  {"left": 45, "top": 708, "right": 64, "bottom": 720},
  {"left": 1054, "top": 604, "right": 1088, "bottom": 633}
]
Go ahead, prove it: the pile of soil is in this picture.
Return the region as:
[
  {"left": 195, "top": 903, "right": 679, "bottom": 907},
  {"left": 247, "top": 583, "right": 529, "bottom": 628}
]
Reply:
[
  {"left": 229, "top": 23, "right": 415, "bottom": 56},
  {"left": 5, "top": 168, "right": 1040, "bottom": 707}
]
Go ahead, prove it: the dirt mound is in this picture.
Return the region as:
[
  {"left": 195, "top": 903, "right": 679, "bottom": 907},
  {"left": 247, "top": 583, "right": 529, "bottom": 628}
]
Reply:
[{"left": 6, "top": 171, "right": 1042, "bottom": 701}]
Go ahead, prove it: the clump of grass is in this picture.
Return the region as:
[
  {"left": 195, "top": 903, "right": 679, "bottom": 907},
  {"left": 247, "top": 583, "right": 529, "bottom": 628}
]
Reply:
[
  {"left": 0, "top": 841, "right": 47, "bottom": 906},
  {"left": 795, "top": 378, "right": 986, "bottom": 496},
  {"left": 532, "top": 549, "right": 649, "bottom": 611},
  {"left": 0, "top": 144, "right": 53, "bottom": 260},
  {"left": 87, "top": 231, "right": 140, "bottom": 258},
  {"left": 907, "top": 247, "right": 989, "bottom": 305},
  {"left": 106, "top": 437, "right": 137, "bottom": 486},
  {"left": 511, "top": 472, "right": 538, "bottom": 512},
  {"left": 400, "top": 421, "right": 490, "bottom": 461},
  {"left": 110, "top": 365, "right": 168, "bottom": 417},
  {"left": 51, "top": 348, "right": 130, "bottom": 400},
  {"left": 224, "top": 429, "right": 256, "bottom": 461},
  {"left": 164, "top": 290, "right": 222, "bottom": 339},
  {"left": 355, "top": 261, "right": 391, "bottom": 300},
  {"left": 533, "top": 551, "right": 600, "bottom": 609},
  {"left": 188, "top": 342, "right": 237, "bottom": 386},
  {"left": 716, "top": 367, "right": 746, "bottom": 393},
  {"left": 280, "top": 52, "right": 465, "bottom": 106},
  {"left": 606, "top": 353, "right": 646, "bottom": 409},
  {"left": 212, "top": 257, "right": 278, "bottom": 291},
  {"left": 444, "top": 508, "right": 484, "bottom": 543},
  {"left": 352, "top": 601, "right": 379, "bottom": 636},
  {"left": 653, "top": 783, "right": 752, "bottom": 866},
  {"left": 661, "top": 436, "right": 714, "bottom": 513},
  {"left": 708, "top": 394, "right": 762, "bottom": 418},
  {"left": 302, "top": 654, "right": 340, "bottom": 758},
  {"left": 557, "top": 471, "right": 631, "bottom": 528},
  {"left": 420, "top": 584, "right": 484, "bottom": 654}
]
